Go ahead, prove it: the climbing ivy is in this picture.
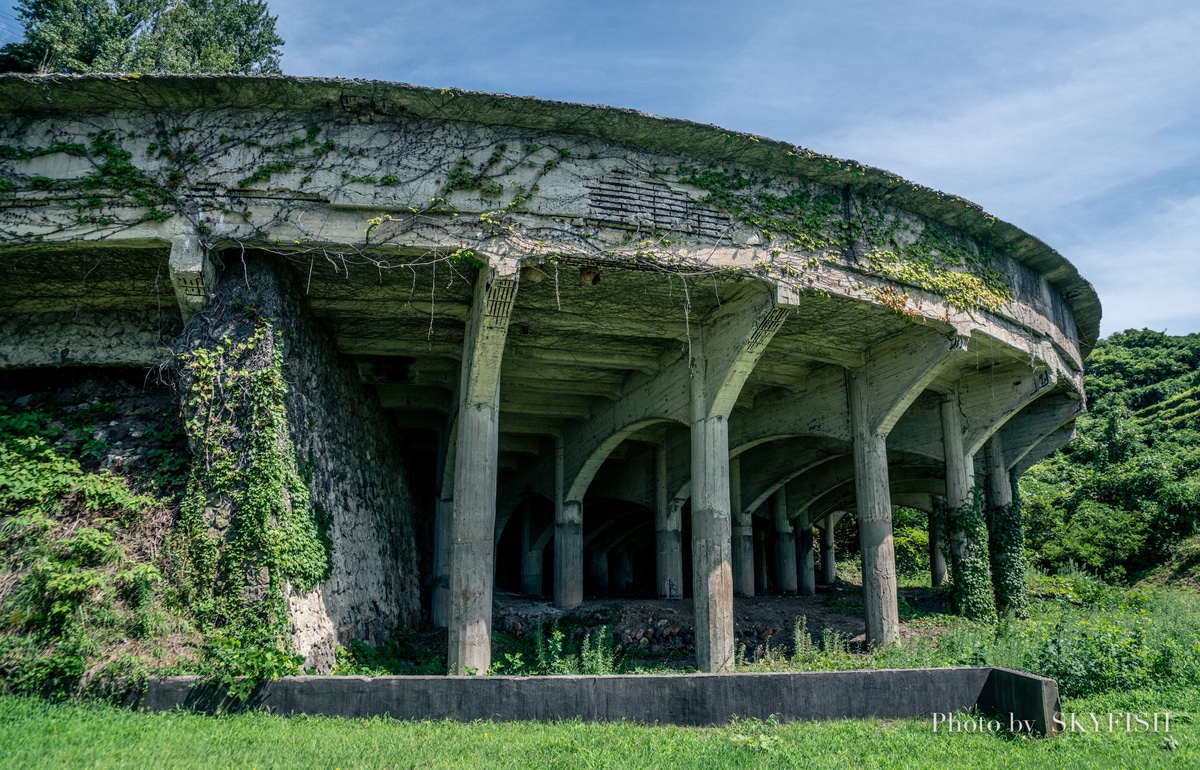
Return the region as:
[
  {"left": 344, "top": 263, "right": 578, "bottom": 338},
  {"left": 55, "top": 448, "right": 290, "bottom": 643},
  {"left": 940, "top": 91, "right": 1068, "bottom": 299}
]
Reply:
[
  {"left": 988, "top": 472, "right": 1029, "bottom": 618},
  {"left": 948, "top": 487, "right": 998, "bottom": 622},
  {"left": 676, "top": 164, "right": 845, "bottom": 253},
  {"left": 673, "top": 162, "right": 1011, "bottom": 314},
  {"left": 174, "top": 307, "right": 329, "bottom": 643},
  {"left": 862, "top": 223, "right": 1011, "bottom": 314}
]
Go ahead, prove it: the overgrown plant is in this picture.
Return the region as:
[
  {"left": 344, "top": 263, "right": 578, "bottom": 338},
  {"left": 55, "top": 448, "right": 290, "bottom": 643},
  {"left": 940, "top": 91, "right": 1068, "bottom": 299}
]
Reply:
[
  {"left": 0, "top": 387, "right": 190, "bottom": 698},
  {"left": 948, "top": 488, "right": 997, "bottom": 623},
  {"left": 987, "top": 473, "right": 1029, "bottom": 618},
  {"left": 172, "top": 286, "right": 330, "bottom": 691}
]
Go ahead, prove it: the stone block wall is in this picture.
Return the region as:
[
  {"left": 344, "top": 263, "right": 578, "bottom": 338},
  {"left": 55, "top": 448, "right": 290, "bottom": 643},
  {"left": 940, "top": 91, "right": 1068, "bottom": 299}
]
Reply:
[{"left": 179, "top": 254, "right": 420, "bottom": 672}]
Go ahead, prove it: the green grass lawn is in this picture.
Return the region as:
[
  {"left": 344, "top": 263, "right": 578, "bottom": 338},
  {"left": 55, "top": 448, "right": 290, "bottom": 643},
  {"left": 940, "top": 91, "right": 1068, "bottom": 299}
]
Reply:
[{"left": 1, "top": 688, "right": 1196, "bottom": 769}]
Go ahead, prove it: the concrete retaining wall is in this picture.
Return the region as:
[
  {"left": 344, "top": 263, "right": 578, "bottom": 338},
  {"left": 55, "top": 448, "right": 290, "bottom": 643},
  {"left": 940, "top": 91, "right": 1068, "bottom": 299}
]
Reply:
[{"left": 143, "top": 667, "right": 1061, "bottom": 735}]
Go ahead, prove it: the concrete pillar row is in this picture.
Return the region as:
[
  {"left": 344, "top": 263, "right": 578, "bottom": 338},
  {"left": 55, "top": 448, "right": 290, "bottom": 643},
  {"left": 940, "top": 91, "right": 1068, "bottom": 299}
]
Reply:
[
  {"left": 656, "top": 445, "right": 684, "bottom": 599},
  {"left": 731, "top": 457, "right": 755, "bottom": 597},
  {"left": 773, "top": 489, "right": 798, "bottom": 594}
]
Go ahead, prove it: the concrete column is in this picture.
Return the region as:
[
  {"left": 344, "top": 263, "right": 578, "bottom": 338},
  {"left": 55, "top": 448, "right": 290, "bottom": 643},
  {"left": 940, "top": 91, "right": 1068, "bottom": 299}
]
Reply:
[
  {"left": 656, "top": 498, "right": 683, "bottom": 599},
  {"left": 847, "top": 367, "right": 900, "bottom": 648},
  {"left": 521, "top": 549, "right": 542, "bottom": 596},
  {"left": 691, "top": 383, "right": 735, "bottom": 673},
  {"left": 942, "top": 398, "right": 973, "bottom": 513},
  {"left": 797, "top": 524, "right": 816, "bottom": 596},
  {"left": 431, "top": 498, "right": 453, "bottom": 627},
  {"left": 820, "top": 520, "right": 836, "bottom": 585},
  {"left": 985, "top": 434, "right": 1027, "bottom": 616},
  {"left": 755, "top": 529, "right": 769, "bottom": 594},
  {"left": 519, "top": 507, "right": 542, "bottom": 596},
  {"left": 942, "top": 393, "right": 996, "bottom": 621},
  {"left": 684, "top": 294, "right": 792, "bottom": 672},
  {"left": 447, "top": 402, "right": 500, "bottom": 674},
  {"left": 446, "top": 261, "right": 517, "bottom": 675},
  {"left": 615, "top": 550, "right": 635, "bottom": 595},
  {"left": 555, "top": 500, "right": 584, "bottom": 608},
  {"left": 773, "top": 489, "right": 798, "bottom": 594},
  {"left": 731, "top": 457, "right": 755, "bottom": 597},
  {"left": 929, "top": 496, "right": 948, "bottom": 587},
  {"left": 655, "top": 445, "right": 683, "bottom": 599},
  {"left": 585, "top": 543, "right": 609, "bottom": 597}
]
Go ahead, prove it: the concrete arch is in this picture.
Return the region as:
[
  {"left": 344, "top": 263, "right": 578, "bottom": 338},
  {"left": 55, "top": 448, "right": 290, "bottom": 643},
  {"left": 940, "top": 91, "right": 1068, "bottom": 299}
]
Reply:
[
  {"left": 743, "top": 452, "right": 848, "bottom": 517},
  {"left": 566, "top": 418, "right": 682, "bottom": 502}
]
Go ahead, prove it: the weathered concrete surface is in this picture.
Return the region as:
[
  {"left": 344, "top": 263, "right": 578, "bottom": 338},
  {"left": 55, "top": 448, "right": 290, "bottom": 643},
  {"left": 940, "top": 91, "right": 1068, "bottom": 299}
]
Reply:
[
  {"left": 141, "top": 667, "right": 1061, "bottom": 735},
  {"left": 0, "top": 74, "right": 1100, "bottom": 672},
  {"left": 0, "top": 73, "right": 1101, "bottom": 348}
]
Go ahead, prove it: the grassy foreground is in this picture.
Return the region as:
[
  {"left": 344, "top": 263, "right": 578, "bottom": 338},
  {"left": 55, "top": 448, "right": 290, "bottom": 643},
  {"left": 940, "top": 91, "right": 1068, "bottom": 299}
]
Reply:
[{"left": 1, "top": 688, "right": 1196, "bottom": 769}]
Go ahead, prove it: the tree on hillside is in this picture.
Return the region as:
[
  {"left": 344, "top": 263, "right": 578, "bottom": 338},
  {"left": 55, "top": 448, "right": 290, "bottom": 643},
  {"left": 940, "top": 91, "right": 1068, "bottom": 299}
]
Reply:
[
  {"left": 0, "top": 0, "right": 283, "bottom": 74},
  {"left": 1022, "top": 330, "right": 1200, "bottom": 581}
]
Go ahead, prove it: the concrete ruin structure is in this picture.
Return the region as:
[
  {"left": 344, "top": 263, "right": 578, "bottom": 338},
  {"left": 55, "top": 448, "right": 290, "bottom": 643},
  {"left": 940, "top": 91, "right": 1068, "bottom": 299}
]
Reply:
[{"left": 0, "top": 75, "right": 1098, "bottom": 674}]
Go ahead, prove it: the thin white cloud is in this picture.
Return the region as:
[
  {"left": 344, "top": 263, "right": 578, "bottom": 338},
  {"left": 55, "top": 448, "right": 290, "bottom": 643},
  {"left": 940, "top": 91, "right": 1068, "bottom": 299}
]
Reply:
[
  {"left": 817, "top": 6, "right": 1200, "bottom": 225},
  {"left": 273, "top": 0, "right": 1200, "bottom": 335},
  {"left": 1074, "top": 194, "right": 1200, "bottom": 335}
]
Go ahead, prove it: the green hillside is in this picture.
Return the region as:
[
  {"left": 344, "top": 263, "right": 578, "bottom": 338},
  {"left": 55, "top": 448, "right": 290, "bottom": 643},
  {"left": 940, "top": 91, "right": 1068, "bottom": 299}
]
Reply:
[{"left": 1022, "top": 329, "right": 1200, "bottom": 583}]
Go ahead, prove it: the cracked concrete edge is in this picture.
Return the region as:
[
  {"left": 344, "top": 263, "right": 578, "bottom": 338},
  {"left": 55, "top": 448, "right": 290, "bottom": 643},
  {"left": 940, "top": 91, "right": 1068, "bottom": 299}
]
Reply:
[{"left": 139, "top": 666, "right": 1060, "bottom": 735}]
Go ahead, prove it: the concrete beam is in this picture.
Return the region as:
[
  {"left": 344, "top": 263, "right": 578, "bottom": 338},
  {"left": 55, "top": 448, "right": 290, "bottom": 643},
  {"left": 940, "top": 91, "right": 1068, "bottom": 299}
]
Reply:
[
  {"left": 338, "top": 337, "right": 464, "bottom": 359},
  {"left": 376, "top": 385, "right": 453, "bottom": 412},
  {"left": 168, "top": 234, "right": 216, "bottom": 323},
  {"left": 1014, "top": 424, "right": 1076, "bottom": 477},
  {"left": 959, "top": 366, "right": 1056, "bottom": 456},
  {"left": 1000, "top": 393, "right": 1083, "bottom": 473},
  {"left": 501, "top": 375, "right": 624, "bottom": 401},
  {"left": 864, "top": 328, "right": 965, "bottom": 436},
  {"left": 728, "top": 354, "right": 852, "bottom": 452},
  {"left": 506, "top": 343, "right": 660, "bottom": 375}
]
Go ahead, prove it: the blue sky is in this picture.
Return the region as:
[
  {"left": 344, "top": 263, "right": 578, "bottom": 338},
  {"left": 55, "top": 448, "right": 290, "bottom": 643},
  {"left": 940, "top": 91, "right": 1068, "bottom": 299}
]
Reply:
[{"left": 5, "top": 1, "right": 1198, "bottom": 336}]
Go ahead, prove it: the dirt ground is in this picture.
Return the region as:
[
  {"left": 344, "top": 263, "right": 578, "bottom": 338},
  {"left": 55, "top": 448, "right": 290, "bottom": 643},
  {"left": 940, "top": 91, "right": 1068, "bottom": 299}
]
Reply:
[{"left": 490, "top": 581, "right": 952, "bottom": 670}]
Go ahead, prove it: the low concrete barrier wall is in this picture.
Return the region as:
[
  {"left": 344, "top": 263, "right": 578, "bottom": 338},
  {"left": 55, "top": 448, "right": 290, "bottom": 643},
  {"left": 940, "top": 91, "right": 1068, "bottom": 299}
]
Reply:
[{"left": 142, "top": 667, "right": 1061, "bottom": 736}]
